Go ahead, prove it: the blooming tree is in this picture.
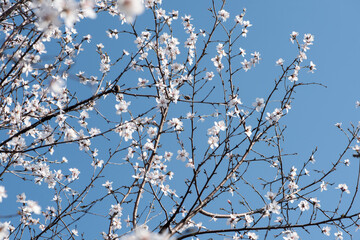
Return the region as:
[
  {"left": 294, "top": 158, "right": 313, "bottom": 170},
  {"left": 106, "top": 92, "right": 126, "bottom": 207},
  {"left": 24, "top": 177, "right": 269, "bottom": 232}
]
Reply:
[{"left": 0, "top": 0, "right": 359, "bottom": 239}]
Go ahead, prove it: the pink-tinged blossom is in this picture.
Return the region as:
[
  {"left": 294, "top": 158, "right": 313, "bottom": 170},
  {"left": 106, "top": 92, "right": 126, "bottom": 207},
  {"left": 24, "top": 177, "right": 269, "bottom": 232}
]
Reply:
[
  {"left": 168, "top": 118, "right": 183, "bottom": 131},
  {"left": 218, "top": 9, "right": 230, "bottom": 21},
  {"left": 214, "top": 120, "right": 227, "bottom": 132},
  {"left": 156, "top": 95, "right": 169, "bottom": 109},
  {"left": 303, "top": 33, "right": 314, "bottom": 45},
  {"left": 144, "top": 139, "right": 154, "bottom": 150},
  {"left": 177, "top": 149, "right": 189, "bottom": 162},
  {"left": 229, "top": 95, "right": 242, "bottom": 108},
  {"left": 266, "top": 108, "right": 283, "bottom": 124},
  {"left": 268, "top": 201, "right": 281, "bottom": 215},
  {"left": 138, "top": 77, "right": 149, "bottom": 87},
  {"left": 288, "top": 181, "right": 298, "bottom": 191},
  {"left": 115, "top": 100, "right": 131, "bottom": 114},
  {"left": 147, "top": 127, "right": 158, "bottom": 138},
  {"left": 155, "top": 8, "right": 166, "bottom": 19},
  {"left": 205, "top": 71, "right": 214, "bottom": 80},
  {"left": 160, "top": 152, "right": 172, "bottom": 162},
  {"left": 168, "top": 88, "right": 180, "bottom": 103},
  {"left": 265, "top": 191, "right": 276, "bottom": 201},
  {"left": 241, "top": 59, "right": 251, "bottom": 72}
]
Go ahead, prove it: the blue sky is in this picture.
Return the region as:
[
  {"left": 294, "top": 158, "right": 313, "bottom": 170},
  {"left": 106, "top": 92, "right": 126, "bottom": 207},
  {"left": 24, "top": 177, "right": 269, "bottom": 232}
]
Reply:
[{"left": 2, "top": 0, "right": 360, "bottom": 239}]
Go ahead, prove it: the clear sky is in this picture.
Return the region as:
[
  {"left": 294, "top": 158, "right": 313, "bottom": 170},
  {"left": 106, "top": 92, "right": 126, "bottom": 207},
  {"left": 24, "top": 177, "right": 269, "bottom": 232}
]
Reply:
[{"left": 1, "top": 0, "right": 360, "bottom": 239}]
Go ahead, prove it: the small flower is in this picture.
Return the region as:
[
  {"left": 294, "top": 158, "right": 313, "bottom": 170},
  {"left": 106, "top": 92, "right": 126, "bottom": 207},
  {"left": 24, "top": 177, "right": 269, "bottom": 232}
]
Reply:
[
  {"left": 322, "top": 226, "right": 331, "bottom": 236},
  {"left": 268, "top": 201, "right": 281, "bottom": 215},
  {"left": 265, "top": 191, "right": 276, "bottom": 201},
  {"left": 336, "top": 183, "right": 350, "bottom": 194},
  {"left": 344, "top": 159, "right": 350, "bottom": 166},
  {"left": 334, "top": 231, "right": 343, "bottom": 240},
  {"left": 218, "top": 9, "right": 230, "bottom": 21},
  {"left": 298, "top": 200, "right": 309, "bottom": 211},
  {"left": 205, "top": 71, "right": 214, "bottom": 80},
  {"left": 239, "top": 47, "right": 246, "bottom": 57},
  {"left": 245, "top": 125, "right": 252, "bottom": 137},
  {"left": 290, "top": 31, "right": 299, "bottom": 43},
  {"left": 177, "top": 149, "right": 189, "bottom": 162},
  {"left": 309, "top": 61, "right": 316, "bottom": 73},
  {"left": 252, "top": 98, "right": 265, "bottom": 112},
  {"left": 276, "top": 58, "right": 284, "bottom": 66},
  {"left": 208, "top": 136, "right": 219, "bottom": 149},
  {"left": 227, "top": 214, "right": 238, "bottom": 227},
  {"left": 320, "top": 181, "right": 328, "bottom": 192},
  {"left": 68, "top": 168, "right": 80, "bottom": 181}
]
